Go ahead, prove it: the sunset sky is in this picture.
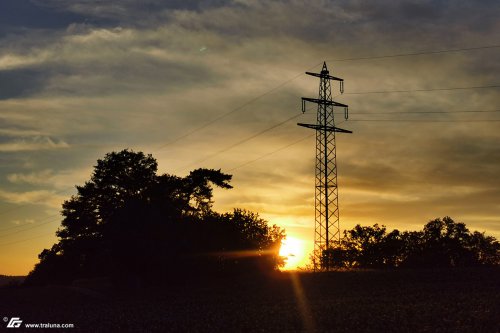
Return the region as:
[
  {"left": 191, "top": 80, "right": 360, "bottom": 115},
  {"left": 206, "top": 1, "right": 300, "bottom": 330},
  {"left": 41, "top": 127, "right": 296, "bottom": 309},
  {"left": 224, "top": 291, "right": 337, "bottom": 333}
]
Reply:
[{"left": 1, "top": 0, "right": 499, "bottom": 274}]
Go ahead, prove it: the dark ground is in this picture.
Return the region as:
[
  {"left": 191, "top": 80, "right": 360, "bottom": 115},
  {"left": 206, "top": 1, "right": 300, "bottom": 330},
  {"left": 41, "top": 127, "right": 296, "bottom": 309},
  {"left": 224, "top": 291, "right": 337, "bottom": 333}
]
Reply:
[
  {"left": 0, "top": 275, "right": 24, "bottom": 287},
  {"left": 0, "top": 268, "right": 499, "bottom": 332}
]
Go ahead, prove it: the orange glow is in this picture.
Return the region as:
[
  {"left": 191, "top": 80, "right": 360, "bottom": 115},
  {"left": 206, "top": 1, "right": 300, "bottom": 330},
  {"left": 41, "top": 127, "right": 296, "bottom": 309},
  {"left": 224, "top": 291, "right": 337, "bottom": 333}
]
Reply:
[
  {"left": 290, "top": 272, "right": 315, "bottom": 331},
  {"left": 279, "top": 236, "right": 307, "bottom": 270}
]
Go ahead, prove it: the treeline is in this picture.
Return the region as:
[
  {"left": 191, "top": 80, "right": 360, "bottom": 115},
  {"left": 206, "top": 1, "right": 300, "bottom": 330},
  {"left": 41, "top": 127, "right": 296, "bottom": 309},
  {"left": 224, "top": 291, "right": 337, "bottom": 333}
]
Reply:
[
  {"left": 322, "top": 217, "right": 500, "bottom": 269},
  {"left": 25, "top": 150, "right": 284, "bottom": 286}
]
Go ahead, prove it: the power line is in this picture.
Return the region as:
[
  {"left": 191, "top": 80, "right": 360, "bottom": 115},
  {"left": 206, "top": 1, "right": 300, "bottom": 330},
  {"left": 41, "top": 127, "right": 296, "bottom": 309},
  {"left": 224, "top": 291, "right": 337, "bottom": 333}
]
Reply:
[
  {"left": 176, "top": 113, "right": 303, "bottom": 172},
  {"left": 228, "top": 120, "right": 347, "bottom": 172},
  {"left": 155, "top": 63, "right": 323, "bottom": 151},
  {"left": 303, "top": 109, "right": 500, "bottom": 116},
  {"left": 345, "top": 84, "right": 500, "bottom": 95},
  {"left": 0, "top": 213, "right": 61, "bottom": 233},
  {"left": 2, "top": 43, "right": 499, "bottom": 222},
  {"left": 227, "top": 133, "right": 314, "bottom": 172},
  {"left": 348, "top": 119, "right": 500, "bottom": 122},
  {"left": 155, "top": 43, "right": 500, "bottom": 151},
  {"left": 352, "top": 109, "right": 500, "bottom": 115},
  {"left": 4, "top": 109, "right": 493, "bottom": 234},
  {"left": 0, "top": 231, "right": 55, "bottom": 248},
  {"left": 327, "top": 44, "right": 500, "bottom": 62},
  {"left": 0, "top": 113, "right": 304, "bottom": 224},
  {"left": 0, "top": 218, "right": 59, "bottom": 239}
]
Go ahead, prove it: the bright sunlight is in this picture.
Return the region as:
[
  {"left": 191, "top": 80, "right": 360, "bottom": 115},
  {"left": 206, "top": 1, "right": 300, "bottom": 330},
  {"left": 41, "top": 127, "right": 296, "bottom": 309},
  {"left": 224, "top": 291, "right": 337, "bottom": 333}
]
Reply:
[{"left": 280, "top": 236, "right": 307, "bottom": 270}]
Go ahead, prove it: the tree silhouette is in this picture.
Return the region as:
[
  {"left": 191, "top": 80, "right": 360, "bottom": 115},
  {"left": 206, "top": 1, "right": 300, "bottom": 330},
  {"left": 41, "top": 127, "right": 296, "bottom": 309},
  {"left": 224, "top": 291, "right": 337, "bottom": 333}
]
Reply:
[
  {"left": 25, "top": 149, "right": 284, "bottom": 286},
  {"left": 322, "top": 217, "right": 500, "bottom": 270}
]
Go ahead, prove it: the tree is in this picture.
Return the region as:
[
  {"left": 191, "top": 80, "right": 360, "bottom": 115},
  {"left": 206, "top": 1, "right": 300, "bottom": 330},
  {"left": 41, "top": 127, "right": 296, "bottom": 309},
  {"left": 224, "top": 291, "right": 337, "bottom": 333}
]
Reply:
[
  {"left": 404, "top": 217, "right": 480, "bottom": 268},
  {"left": 343, "top": 224, "right": 389, "bottom": 268},
  {"left": 321, "top": 225, "right": 403, "bottom": 269},
  {"left": 321, "top": 217, "right": 500, "bottom": 270},
  {"left": 25, "top": 149, "right": 284, "bottom": 286},
  {"left": 469, "top": 231, "right": 500, "bottom": 266},
  {"left": 200, "top": 209, "right": 285, "bottom": 274}
]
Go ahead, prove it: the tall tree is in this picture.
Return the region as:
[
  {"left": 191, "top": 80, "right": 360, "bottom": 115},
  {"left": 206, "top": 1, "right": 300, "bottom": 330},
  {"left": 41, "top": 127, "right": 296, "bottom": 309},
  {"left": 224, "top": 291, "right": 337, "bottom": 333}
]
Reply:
[{"left": 25, "top": 149, "right": 283, "bottom": 286}]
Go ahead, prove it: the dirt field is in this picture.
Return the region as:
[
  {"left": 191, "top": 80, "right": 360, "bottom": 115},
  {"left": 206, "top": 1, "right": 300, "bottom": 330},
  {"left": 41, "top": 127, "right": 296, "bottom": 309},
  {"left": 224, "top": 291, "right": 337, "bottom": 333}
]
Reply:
[{"left": 0, "top": 268, "right": 499, "bottom": 332}]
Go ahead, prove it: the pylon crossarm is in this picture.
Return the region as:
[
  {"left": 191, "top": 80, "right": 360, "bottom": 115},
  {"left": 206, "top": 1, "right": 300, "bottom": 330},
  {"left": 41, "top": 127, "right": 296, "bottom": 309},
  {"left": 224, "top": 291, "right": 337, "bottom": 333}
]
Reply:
[
  {"left": 305, "top": 71, "right": 344, "bottom": 82},
  {"left": 297, "top": 123, "right": 353, "bottom": 134},
  {"left": 302, "top": 97, "right": 348, "bottom": 108}
]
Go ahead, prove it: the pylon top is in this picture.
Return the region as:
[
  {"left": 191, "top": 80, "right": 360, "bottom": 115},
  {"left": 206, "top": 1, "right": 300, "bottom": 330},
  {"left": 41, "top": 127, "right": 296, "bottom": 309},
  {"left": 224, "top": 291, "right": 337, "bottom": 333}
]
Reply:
[
  {"left": 306, "top": 62, "right": 342, "bottom": 82},
  {"left": 321, "top": 61, "right": 329, "bottom": 74}
]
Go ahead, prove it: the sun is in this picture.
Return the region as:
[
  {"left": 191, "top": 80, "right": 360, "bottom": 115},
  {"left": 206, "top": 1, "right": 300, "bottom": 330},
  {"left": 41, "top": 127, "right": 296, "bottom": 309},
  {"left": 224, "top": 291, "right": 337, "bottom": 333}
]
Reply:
[{"left": 279, "top": 236, "right": 307, "bottom": 270}]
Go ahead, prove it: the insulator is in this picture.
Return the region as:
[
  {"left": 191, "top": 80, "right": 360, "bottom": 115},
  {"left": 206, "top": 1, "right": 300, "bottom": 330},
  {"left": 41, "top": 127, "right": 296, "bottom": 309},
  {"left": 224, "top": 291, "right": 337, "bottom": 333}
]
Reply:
[
  {"left": 340, "top": 81, "right": 344, "bottom": 94},
  {"left": 344, "top": 107, "right": 349, "bottom": 120}
]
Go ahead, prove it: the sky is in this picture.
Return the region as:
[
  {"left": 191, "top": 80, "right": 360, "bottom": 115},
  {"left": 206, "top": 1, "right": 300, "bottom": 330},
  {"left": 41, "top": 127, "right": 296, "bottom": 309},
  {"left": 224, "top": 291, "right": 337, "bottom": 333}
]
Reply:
[{"left": 0, "top": 0, "right": 499, "bottom": 274}]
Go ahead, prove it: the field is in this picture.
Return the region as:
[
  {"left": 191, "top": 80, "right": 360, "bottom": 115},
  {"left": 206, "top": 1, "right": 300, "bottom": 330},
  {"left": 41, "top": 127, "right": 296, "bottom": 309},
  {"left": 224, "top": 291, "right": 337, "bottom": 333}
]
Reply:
[
  {"left": 0, "top": 268, "right": 499, "bottom": 332},
  {"left": 0, "top": 275, "right": 25, "bottom": 287}
]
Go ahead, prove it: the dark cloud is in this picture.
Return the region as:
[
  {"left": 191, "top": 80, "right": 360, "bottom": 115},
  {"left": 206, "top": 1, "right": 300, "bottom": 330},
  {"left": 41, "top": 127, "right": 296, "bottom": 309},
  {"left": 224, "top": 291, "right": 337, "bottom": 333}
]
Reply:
[
  {"left": 0, "top": 68, "right": 47, "bottom": 100},
  {"left": 342, "top": 160, "right": 411, "bottom": 192},
  {"left": 0, "top": 45, "right": 222, "bottom": 99},
  {"left": 30, "top": 0, "right": 233, "bottom": 27},
  {"left": 35, "top": 0, "right": 230, "bottom": 13},
  {"left": 45, "top": 59, "right": 219, "bottom": 98},
  {"left": 343, "top": 0, "right": 445, "bottom": 21},
  {"left": 398, "top": 2, "right": 444, "bottom": 20},
  {"left": 422, "top": 133, "right": 500, "bottom": 188},
  {"left": 0, "top": 0, "right": 87, "bottom": 34},
  {"left": 341, "top": 124, "right": 500, "bottom": 194}
]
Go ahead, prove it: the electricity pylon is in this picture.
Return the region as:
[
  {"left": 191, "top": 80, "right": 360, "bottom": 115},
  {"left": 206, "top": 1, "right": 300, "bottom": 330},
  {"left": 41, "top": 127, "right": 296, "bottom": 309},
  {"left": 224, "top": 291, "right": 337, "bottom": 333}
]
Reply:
[{"left": 298, "top": 62, "right": 351, "bottom": 270}]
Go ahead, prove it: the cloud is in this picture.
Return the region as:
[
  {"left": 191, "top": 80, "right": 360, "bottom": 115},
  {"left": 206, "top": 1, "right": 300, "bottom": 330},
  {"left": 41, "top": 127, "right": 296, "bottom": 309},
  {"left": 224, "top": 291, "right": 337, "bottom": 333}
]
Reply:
[
  {"left": 0, "top": 25, "right": 228, "bottom": 99},
  {"left": 0, "top": 113, "right": 44, "bottom": 138},
  {"left": 0, "top": 52, "right": 50, "bottom": 71},
  {"left": 0, "top": 136, "right": 69, "bottom": 152},
  {"left": 10, "top": 218, "right": 35, "bottom": 226},
  {"left": 2, "top": 0, "right": 497, "bottom": 105},
  {"left": 6, "top": 168, "right": 91, "bottom": 191},
  {"left": 0, "top": 189, "right": 65, "bottom": 208},
  {"left": 7, "top": 170, "right": 54, "bottom": 185}
]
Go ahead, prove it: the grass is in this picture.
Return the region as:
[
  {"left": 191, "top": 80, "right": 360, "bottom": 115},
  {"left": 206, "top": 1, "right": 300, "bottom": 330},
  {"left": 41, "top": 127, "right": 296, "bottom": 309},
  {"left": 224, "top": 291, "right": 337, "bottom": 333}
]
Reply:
[{"left": 0, "top": 268, "right": 498, "bottom": 332}]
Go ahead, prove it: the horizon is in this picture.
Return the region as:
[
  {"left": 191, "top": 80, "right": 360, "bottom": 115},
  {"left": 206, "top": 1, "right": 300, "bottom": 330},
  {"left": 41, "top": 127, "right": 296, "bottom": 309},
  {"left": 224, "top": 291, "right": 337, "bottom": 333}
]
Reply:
[{"left": 1, "top": 0, "right": 499, "bottom": 275}]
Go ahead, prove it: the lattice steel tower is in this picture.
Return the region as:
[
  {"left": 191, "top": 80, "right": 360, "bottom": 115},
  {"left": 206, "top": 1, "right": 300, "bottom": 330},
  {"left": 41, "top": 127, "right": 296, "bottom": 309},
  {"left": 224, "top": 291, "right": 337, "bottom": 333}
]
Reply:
[{"left": 298, "top": 62, "right": 351, "bottom": 270}]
